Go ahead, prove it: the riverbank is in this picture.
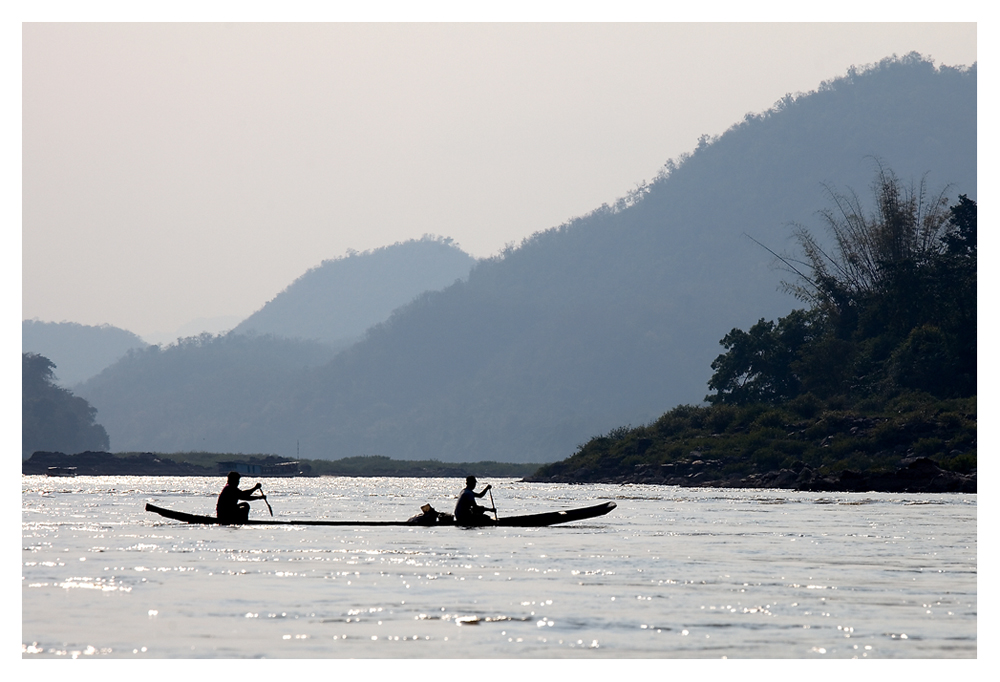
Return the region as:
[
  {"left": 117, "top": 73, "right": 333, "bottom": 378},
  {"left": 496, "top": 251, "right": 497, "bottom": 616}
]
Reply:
[
  {"left": 23, "top": 450, "right": 975, "bottom": 494},
  {"left": 21, "top": 451, "right": 541, "bottom": 479},
  {"left": 524, "top": 455, "right": 976, "bottom": 493},
  {"left": 526, "top": 394, "right": 976, "bottom": 494},
  {"left": 22, "top": 451, "right": 217, "bottom": 476}
]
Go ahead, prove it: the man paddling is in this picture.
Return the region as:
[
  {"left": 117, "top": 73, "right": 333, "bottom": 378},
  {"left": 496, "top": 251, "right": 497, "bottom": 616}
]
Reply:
[
  {"left": 216, "top": 471, "right": 265, "bottom": 524},
  {"left": 454, "top": 475, "right": 496, "bottom": 525}
]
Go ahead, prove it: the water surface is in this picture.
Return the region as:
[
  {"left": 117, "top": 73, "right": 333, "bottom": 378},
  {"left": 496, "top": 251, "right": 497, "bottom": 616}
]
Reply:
[{"left": 22, "top": 476, "right": 976, "bottom": 658}]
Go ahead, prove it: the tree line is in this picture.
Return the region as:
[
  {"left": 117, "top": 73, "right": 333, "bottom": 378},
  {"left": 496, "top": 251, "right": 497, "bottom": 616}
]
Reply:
[{"left": 708, "top": 164, "right": 975, "bottom": 406}]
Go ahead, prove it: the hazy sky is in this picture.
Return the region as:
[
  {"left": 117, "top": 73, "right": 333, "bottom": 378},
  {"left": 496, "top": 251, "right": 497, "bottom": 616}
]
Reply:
[{"left": 22, "top": 22, "right": 977, "bottom": 341}]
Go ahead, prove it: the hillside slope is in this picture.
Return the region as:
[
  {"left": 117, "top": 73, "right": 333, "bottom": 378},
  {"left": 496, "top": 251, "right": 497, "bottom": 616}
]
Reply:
[
  {"left": 231, "top": 236, "right": 477, "bottom": 345},
  {"left": 80, "top": 56, "right": 976, "bottom": 462},
  {"left": 78, "top": 333, "right": 339, "bottom": 453}
]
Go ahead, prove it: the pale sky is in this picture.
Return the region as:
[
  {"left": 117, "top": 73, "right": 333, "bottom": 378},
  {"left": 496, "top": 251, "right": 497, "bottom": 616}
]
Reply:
[{"left": 21, "top": 22, "right": 977, "bottom": 340}]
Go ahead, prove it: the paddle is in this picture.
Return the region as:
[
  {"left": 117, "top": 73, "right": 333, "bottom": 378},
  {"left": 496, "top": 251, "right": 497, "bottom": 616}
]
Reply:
[
  {"left": 259, "top": 488, "right": 274, "bottom": 517},
  {"left": 488, "top": 487, "right": 498, "bottom": 522}
]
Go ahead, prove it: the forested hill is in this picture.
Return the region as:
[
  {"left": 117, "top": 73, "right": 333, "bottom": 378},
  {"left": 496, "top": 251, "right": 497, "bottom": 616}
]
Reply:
[
  {"left": 78, "top": 55, "right": 976, "bottom": 462},
  {"left": 23, "top": 353, "right": 110, "bottom": 458},
  {"left": 231, "top": 236, "right": 477, "bottom": 345},
  {"left": 76, "top": 333, "right": 340, "bottom": 454}
]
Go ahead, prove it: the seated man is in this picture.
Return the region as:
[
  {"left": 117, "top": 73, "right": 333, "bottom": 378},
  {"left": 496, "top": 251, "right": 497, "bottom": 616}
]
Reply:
[
  {"left": 216, "top": 471, "right": 264, "bottom": 524},
  {"left": 454, "top": 475, "right": 496, "bottom": 526}
]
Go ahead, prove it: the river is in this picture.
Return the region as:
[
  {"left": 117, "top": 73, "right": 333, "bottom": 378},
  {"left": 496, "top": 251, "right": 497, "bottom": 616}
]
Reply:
[{"left": 21, "top": 475, "right": 976, "bottom": 659}]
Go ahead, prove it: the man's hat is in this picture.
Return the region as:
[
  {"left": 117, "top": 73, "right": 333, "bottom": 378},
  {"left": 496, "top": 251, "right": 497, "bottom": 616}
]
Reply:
[
  {"left": 466, "top": 475, "right": 477, "bottom": 486},
  {"left": 227, "top": 471, "right": 241, "bottom": 483}
]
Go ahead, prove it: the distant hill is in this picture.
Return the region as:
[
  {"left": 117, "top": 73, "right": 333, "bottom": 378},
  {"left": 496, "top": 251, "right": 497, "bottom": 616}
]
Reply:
[
  {"left": 78, "top": 55, "right": 976, "bottom": 462},
  {"left": 77, "top": 332, "right": 340, "bottom": 454},
  {"left": 22, "top": 320, "right": 148, "bottom": 386},
  {"left": 231, "top": 236, "right": 477, "bottom": 345}
]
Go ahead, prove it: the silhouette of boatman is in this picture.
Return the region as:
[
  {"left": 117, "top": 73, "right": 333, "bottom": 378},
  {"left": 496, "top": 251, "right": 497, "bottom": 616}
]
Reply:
[
  {"left": 216, "top": 471, "right": 264, "bottom": 524},
  {"left": 454, "top": 475, "right": 495, "bottom": 525}
]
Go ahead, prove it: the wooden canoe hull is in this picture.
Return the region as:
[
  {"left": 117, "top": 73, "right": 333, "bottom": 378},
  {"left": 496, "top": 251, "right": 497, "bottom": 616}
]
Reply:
[
  {"left": 494, "top": 501, "right": 617, "bottom": 526},
  {"left": 145, "top": 501, "right": 616, "bottom": 527}
]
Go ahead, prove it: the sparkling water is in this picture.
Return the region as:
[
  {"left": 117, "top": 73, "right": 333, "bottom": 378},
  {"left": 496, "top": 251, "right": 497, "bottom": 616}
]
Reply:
[{"left": 22, "top": 476, "right": 976, "bottom": 658}]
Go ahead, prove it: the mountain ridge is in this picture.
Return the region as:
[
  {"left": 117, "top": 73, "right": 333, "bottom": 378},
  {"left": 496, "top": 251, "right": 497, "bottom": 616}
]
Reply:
[
  {"left": 78, "top": 55, "right": 977, "bottom": 462},
  {"left": 22, "top": 320, "right": 149, "bottom": 387},
  {"left": 232, "top": 235, "right": 476, "bottom": 345}
]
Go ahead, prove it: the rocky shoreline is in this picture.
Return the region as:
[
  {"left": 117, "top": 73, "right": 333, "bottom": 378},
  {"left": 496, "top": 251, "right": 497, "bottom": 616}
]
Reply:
[{"left": 524, "top": 456, "right": 976, "bottom": 493}]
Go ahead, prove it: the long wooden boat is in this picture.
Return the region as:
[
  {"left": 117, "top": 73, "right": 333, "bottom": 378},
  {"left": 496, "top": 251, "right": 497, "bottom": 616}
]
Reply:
[{"left": 145, "top": 501, "right": 616, "bottom": 528}]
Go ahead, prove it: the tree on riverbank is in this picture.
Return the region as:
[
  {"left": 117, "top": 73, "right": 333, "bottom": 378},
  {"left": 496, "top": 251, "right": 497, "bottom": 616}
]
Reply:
[
  {"left": 708, "top": 169, "right": 976, "bottom": 405},
  {"left": 22, "top": 353, "right": 110, "bottom": 458}
]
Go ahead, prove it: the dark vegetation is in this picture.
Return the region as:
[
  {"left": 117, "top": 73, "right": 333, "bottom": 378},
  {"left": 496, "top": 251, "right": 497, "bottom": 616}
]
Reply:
[
  {"left": 75, "top": 55, "right": 976, "bottom": 463},
  {"left": 22, "top": 353, "right": 110, "bottom": 458},
  {"left": 530, "top": 175, "right": 976, "bottom": 492},
  {"left": 22, "top": 320, "right": 147, "bottom": 386},
  {"left": 231, "top": 236, "right": 476, "bottom": 345},
  {"left": 708, "top": 172, "right": 975, "bottom": 405}
]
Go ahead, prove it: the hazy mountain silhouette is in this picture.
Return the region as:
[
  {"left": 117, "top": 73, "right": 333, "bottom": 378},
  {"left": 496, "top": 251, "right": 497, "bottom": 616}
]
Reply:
[
  {"left": 78, "top": 55, "right": 976, "bottom": 462},
  {"left": 72, "top": 238, "right": 475, "bottom": 455},
  {"left": 231, "top": 236, "right": 477, "bottom": 346},
  {"left": 76, "top": 332, "right": 340, "bottom": 454},
  {"left": 22, "top": 320, "right": 148, "bottom": 387}
]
